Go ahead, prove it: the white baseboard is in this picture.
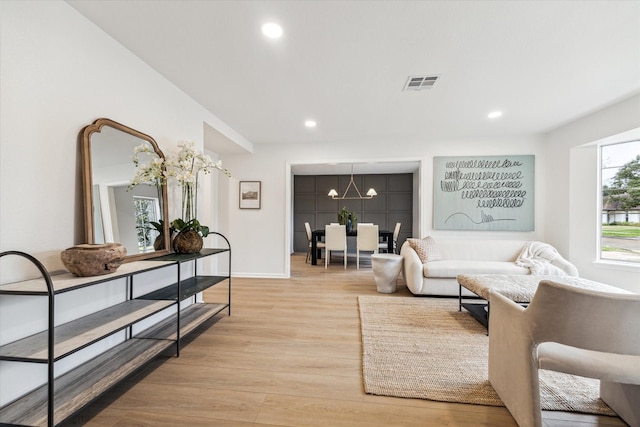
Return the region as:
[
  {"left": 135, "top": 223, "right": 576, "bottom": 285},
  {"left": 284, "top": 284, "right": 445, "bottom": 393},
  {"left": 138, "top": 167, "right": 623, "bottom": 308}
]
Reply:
[{"left": 232, "top": 272, "right": 290, "bottom": 279}]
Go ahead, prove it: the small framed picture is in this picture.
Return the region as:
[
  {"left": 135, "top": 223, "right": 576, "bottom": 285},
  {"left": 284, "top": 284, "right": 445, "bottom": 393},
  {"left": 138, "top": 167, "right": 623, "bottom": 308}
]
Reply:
[{"left": 239, "top": 181, "right": 261, "bottom": 209}]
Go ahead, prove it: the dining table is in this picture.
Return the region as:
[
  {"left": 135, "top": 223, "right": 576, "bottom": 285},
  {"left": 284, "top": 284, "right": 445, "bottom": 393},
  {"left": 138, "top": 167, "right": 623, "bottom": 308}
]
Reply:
[{"left": 310, "top": 228, "right": 394, "bottom": 265}]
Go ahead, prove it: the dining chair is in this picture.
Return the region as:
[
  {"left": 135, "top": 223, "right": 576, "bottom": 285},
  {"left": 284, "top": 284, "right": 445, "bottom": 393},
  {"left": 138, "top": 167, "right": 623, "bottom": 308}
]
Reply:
[
  {"left": 325, "top": 224, "right": 347, "bottom": 269},
  {"left": 305, "top": 222, "right": 324, "bottom": 263},
  {"left": 356, "top": 224, "right": 379, "bottom": 269},
  {"left": 379, "top": 222, "right": 401, "bottom": 254}
]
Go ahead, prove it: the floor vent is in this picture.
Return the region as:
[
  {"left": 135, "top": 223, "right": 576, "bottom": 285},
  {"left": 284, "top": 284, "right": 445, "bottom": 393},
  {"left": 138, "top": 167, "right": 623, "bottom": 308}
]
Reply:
[{"left": 403, "top": 75, "right": 440, "bottom": 91}]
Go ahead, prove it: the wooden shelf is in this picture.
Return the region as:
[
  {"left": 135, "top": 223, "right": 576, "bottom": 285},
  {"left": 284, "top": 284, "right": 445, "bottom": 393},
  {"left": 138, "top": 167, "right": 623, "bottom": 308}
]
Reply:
[
  {"left": 138, "top": 275, "right": 229, "bottom": 301},
  {"left": 0, "top": 300, "right": 174, "bottom": 362},
  {"left": 138, "top": 302, "right": 229, "bottom": 340},
  {"left": 0, "top": 240, "right": 231, "bottom": 426},
  {"left": 0, "top": 260, "right": 175, "bottom": 296},
  {"left": 0, "top": 338, "right": 171, "bottom": 427},
  {"left": 0, "top": 303, "right": 224, "bottom": 427}
]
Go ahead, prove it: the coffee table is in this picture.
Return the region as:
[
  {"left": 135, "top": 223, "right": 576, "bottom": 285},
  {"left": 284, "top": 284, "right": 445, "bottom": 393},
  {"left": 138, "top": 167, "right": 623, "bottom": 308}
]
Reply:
[{"left": 457, "top": 274, "right": 631, "bottom": 329}]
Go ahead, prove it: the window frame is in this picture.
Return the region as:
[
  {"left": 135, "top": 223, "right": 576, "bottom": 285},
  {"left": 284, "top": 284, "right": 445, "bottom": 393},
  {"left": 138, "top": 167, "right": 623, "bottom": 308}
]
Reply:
[{"left": 597, "top": 139, "right": 640, "bottom": 266}]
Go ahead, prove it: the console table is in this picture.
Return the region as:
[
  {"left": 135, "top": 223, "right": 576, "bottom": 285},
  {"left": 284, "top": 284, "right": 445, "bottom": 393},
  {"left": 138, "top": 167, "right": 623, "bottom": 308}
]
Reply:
[{"left": 0, "top": 234, "right": 231, "bottom": 427}]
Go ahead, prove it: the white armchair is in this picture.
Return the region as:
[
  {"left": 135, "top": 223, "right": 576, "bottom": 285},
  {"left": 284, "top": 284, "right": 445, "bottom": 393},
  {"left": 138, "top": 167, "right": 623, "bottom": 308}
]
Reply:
[{"left": 488, "top": 280, "right": 640, "bottom": 427}]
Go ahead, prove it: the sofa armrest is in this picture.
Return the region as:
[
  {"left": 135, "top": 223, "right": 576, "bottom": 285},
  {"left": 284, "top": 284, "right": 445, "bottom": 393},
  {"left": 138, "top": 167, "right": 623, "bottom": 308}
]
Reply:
[
  {"left": 551, "top": 256, "right": 579, "bottom": 277},
  {"left": 400, "top": 241, "right": 423, "bottom": 294}
]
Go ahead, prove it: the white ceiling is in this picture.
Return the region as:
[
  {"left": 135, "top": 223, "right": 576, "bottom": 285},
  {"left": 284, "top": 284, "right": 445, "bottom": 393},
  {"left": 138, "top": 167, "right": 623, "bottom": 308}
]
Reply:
[{"left": 67, "top": 0, "right": 640, "bottom": 154}]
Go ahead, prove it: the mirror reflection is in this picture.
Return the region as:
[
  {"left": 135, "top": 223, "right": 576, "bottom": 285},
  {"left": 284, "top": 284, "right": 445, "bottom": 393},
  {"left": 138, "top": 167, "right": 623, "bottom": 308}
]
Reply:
[{"left": 82, "top": 119, "right": 170, "bottom": 261}]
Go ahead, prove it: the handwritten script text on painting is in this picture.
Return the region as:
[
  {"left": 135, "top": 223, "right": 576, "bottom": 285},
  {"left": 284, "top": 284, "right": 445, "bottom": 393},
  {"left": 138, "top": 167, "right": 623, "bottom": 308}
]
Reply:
[{"left": 433, "top": 155, "right": 534, "bottom": 231}]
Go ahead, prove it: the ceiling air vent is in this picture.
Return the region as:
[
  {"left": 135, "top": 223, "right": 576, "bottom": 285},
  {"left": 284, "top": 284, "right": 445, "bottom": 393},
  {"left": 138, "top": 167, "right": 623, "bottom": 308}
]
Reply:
[{"left": 403, "top": 75, "right": 440, "bottom": 91}]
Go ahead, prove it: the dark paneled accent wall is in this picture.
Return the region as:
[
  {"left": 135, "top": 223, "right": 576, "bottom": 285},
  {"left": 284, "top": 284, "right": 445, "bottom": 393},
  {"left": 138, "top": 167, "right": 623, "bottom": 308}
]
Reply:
[{"left": 294, "top": 173, "right": 413, "bottom": 253}]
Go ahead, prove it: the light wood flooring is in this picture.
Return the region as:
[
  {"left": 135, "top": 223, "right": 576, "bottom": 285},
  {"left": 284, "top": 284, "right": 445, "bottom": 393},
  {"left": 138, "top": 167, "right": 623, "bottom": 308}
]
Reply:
[{"left": 62, "top": 253, "right": 626, "bottom": 427}]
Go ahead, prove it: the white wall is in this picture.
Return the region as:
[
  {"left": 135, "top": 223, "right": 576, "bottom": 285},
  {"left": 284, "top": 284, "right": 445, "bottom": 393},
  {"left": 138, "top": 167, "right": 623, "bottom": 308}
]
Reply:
[
  {"left": 0, "top": 0, "right": 245, "bottom": 406},
  {"left": 544, "top": 94, "right": 640, "bottom": 292},
  {"left": 0, "top": 1, "right": 247, "bottom": 276},
  {"left": 221, "top": 134, "right": 546, "bottom": 277}
]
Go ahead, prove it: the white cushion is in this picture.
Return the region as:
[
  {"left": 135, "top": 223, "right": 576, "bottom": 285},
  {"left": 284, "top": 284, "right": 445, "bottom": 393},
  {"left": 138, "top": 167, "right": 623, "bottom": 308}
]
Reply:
[
  {"left": 406, "top": 236, "right": 442, "bottom": 262},
  {"left": 423, "top": 260, "right": 530, "bottom": 278}
]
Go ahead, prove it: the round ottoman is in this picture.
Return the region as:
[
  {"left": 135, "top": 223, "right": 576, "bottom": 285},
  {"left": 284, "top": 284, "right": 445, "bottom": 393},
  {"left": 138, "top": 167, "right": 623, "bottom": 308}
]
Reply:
[{"left": 371, "top": 253, "right": 402, "bottom": 293}]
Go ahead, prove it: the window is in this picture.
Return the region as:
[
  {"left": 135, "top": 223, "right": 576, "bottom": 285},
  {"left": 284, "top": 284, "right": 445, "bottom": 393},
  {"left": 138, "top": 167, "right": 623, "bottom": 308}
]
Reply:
[
  {"left": 134, "top": 196, "right": 160, "bottom": 253},
  {"left": 600, "top": 140, "right": 640, "bottom": 263}
]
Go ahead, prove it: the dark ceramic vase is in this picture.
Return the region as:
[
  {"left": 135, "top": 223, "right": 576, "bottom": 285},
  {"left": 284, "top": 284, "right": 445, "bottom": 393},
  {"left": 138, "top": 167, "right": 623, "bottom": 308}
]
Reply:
[
  {"left": 173, "top": 230, "right": 203, "bottom": 254},
  {"left": 153, "top": 234, "right": 165, "bottom": 251}
]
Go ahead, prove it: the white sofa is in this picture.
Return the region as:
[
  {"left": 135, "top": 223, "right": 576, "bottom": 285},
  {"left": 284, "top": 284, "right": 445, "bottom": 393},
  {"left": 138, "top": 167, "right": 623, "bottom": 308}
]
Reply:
[{"left": 400, "top": 238, "right": 579, "bottom": 296}]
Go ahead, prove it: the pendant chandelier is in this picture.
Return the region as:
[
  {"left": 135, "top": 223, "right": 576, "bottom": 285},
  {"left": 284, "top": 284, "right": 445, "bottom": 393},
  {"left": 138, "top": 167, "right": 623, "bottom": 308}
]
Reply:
[{"left": 328, "top": 164, "right": 377, "bottom": 200}]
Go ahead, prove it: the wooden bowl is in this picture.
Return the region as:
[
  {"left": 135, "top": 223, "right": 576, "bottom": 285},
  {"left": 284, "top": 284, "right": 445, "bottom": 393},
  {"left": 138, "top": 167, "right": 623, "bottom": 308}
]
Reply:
[{"left": 61, "top": 243, "right": 127, "bottom": 277}]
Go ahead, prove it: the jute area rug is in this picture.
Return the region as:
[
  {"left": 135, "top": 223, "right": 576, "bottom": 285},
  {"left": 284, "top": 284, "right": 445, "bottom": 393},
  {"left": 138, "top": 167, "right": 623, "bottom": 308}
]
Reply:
[{"left": 358, "top": 296, "right": 615, "bottom": 416}]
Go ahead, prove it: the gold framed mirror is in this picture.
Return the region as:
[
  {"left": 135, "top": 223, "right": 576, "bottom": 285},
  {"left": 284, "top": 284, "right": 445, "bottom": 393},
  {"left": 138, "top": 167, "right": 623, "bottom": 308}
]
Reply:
[{"left": 81, "top": 118, "right": 170, "bottom": 261}]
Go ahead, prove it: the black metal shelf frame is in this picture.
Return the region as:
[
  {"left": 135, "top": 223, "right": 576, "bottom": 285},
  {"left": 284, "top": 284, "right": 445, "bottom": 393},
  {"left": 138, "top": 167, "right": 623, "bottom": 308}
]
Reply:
[
  {"left": 0, "top": 251, "right": 56, "bottom": 426},
  {"left": 0, "top": 232, "right": 231, "bottom": 427},
  {"left": 149, "top": 233, "right": 232, "bottom": 356}
]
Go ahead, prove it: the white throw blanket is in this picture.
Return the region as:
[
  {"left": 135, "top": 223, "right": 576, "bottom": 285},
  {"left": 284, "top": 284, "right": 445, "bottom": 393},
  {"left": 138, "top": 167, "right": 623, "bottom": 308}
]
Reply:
[{"left": 516, "top": 241, "right": 567, "bottom": 276}]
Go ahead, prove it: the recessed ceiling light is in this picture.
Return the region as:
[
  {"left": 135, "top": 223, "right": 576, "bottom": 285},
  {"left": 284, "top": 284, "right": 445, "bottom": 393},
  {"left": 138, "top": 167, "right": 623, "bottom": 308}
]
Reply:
[
  {"left": 305, "top": 120, "right": 317, "bottom": 128},
  {"left": 488, "top": 111, "right": 503, "bottom": 119},
  {"left": 262, "top": 22, "right": 283, "bottom": 39}
]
